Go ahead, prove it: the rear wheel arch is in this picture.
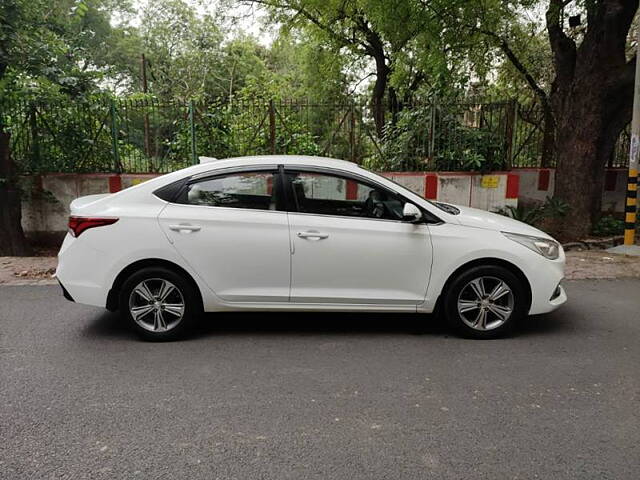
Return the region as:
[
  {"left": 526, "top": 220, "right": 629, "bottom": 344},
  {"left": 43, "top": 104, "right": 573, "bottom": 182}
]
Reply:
[
  {"left": 437, "top": 258, "right": 532, "bottom": 315},
  {"left": 106, "top": 258, "right": 204, "bottom": 312}
]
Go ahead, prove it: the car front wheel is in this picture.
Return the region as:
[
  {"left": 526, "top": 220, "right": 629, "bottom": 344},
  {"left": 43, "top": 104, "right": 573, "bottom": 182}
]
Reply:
[
  {"left": 119, "top": 267, "right": 197, "bottom": 341},
  {"left": 443, "top": 265, "right": 527, "bottom": 339}
]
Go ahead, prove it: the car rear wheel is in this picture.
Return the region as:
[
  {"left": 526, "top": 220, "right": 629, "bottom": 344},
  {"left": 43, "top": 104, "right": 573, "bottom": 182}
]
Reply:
[
  {"left": 443, "top": 265, "right": 527, "bottom": 339},
  {"left": 119, "top": 267, "right": 197, "bottom": 341}
]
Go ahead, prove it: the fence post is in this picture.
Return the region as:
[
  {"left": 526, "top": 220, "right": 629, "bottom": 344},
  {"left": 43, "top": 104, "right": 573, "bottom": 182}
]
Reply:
[
  {"left": 268, "top": 100, "right": 276, "bottom": 154},
  {"left": 429, "top": 99, "right": 437, "bottom": 162},
  {"left": 28, "top": 103, "right": 41, "bottom": 171},
  {"left": 510, "top": 100, "right": 518, "bottom": 168},
  {"left": 350, "top": 103, "right": 356, "bottom": 163},
  {"left": 189, "top": 100, "right": 197, "bottom": 164},
  {"left": 504, "top": 99, "right": 517, "bottom": 170},
  {"left": 109, "top": 99, "right": 121, "bottom": 173}
]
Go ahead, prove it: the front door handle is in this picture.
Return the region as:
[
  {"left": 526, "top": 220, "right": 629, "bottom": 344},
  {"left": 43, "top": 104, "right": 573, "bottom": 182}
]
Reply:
[
  {"left": 297, "top": 231, "right": 329, "bottom": 240},
  {"left": 169, "top": 224, "right": 201, "bottom": 233}
]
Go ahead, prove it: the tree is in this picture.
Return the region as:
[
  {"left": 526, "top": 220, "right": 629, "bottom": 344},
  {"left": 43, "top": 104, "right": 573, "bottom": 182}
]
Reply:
[
  {"left": 139, "top": 0, "right": 226, "bottom": 100},
  {"left": 444, "top": 0, "right": 637, "bottom": 239},
  {"left": 243, "top": 0, "right": 438, "bottom": 136},
  {"left": 545, "top": 0, "right": 636, "bottom": 239},
  {"left": 1, "top": 0, "right": 41, "bottom": 256},
  {"left": 0, "top": 0, "right": 133, "bottom": 255}
]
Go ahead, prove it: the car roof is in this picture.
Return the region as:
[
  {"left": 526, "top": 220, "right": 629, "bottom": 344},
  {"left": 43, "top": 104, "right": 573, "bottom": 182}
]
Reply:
[
  {"left": 117, "top": 155, "right": 365, "bottom": 199},
  {"left": 197, "top": 155, "right": 360, "bottom": 172},
  {"left": 110, "top": 154, "right": 449, "bottom": 223}
]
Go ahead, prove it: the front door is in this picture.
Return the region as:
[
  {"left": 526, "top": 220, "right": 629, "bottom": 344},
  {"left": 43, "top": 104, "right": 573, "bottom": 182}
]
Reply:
[
  {"left": 285, "top": 170, "right": 432, "bottom": 305},
  {"left": 158, "top": 169, "right": 291, "bottom": 303}
]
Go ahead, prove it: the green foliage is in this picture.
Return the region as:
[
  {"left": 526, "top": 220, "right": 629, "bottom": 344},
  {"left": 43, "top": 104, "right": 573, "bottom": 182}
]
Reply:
[
  {"left": 494, "top": 204, "right": 546, "bottom": 225},
  {"left": 434, "top": 123, "right": 504, "bottom": 172},
  {"left": 542, "top": 196, "right": 569, "bottom": 218},
  {"left": 494, "top": 196, "right": 569, "bottom": 226},
  {"left": 1, "top": 0, "right": 630, "bottom": 179},
  {"left": 591, "top": 216, "right": 625, "bottom": 237},
  {"left": 1, "top": 0, "right": 137, "bottom": 101},
  {"left": 378, "top": 102, "right": 506, "bottom": 172}
]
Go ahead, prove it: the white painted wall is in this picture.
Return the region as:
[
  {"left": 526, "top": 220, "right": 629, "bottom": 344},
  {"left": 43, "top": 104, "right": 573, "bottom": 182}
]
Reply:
[{"left": 20, "top": 169, "right": 627, "bottom": 238}]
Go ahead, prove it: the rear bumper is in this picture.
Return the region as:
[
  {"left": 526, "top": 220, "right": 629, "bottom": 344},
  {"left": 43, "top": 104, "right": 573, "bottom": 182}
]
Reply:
[{"left": 56, "top": 233, "right": 111, "bottom": 308}]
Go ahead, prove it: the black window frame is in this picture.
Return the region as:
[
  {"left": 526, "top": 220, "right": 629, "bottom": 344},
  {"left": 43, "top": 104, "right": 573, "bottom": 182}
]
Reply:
[
  {"left": 281, "top": 166, "right": 440, "bottom": 223},
  {"left": 153, "top": 164, "right": 442, "bottom": 223},
  {"left": 154, "top": 165, "right": 287, "bottom": 212}
]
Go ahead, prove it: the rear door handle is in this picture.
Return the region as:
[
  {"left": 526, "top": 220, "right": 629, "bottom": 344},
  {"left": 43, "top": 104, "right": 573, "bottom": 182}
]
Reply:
[
  {"left": 169, "top": 224, "right": 201, "bottom": 233},
  {"left": 297, "top": 231, "right": 329, "bottom": 240}
]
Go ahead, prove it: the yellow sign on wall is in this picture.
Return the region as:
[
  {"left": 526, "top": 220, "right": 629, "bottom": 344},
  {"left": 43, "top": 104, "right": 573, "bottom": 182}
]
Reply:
[
  {"left": 480, "top": 175, "right": 500, "bottom": 189},
  {"left": 131, "top": 178, "right": 149, "bottom": 186}
]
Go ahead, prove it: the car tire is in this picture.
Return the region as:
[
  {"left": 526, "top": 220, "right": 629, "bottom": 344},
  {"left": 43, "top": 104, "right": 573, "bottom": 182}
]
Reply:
[
  {"left": 119, "top": 267, "right": 198, "bottom": 341},
  {"left": 443, "top": 265, "right": 527, "bottom": 339}
]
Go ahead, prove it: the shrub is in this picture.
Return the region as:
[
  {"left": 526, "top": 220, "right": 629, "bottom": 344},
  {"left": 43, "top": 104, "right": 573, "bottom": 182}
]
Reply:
[
  {"left": 494, "top": 197, "right": 568, "bottom": 227},
  {"left": 591, "top": 216, "right": 625, "bottom": 237}
]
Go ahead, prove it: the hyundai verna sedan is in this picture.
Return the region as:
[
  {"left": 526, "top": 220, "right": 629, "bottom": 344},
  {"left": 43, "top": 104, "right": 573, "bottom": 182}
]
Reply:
[{"left": 56, "top": 155, "right": 566, "bottom": 340}]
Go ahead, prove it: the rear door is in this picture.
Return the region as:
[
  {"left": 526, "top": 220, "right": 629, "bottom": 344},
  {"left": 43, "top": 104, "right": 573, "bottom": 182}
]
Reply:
[
  {"left": 284, "top": 169, "right": 432, "bottom": 305},
  {"left": 158, "top": 167, "right": 291, "bottom": 303}
]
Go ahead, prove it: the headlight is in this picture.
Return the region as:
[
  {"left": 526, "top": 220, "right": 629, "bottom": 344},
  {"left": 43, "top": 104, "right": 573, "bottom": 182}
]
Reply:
[{"left": 502, "top": 232, "right": 560, "bottom": 260}]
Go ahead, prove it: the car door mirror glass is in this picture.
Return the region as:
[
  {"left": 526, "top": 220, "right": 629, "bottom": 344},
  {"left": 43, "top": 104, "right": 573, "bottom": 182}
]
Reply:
[{"left": 402, "top": 203, "right": 422, "bottom": 222}]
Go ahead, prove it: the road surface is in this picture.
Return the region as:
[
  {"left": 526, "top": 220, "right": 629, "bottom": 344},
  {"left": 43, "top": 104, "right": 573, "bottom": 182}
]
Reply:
[{"left": 1, "top": 280, "right": 639, "bottom": 479}]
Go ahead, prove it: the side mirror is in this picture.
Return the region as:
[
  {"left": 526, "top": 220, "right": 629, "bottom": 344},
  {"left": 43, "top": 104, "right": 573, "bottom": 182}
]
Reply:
[{"left": 402, "top": 203, "right": 422, "bottom": 222}]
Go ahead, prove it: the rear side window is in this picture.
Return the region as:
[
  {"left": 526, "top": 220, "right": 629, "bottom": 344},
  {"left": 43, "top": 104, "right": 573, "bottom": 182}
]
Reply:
[{"left": 177, "top": 171, "right": 278, "bottom": 211}]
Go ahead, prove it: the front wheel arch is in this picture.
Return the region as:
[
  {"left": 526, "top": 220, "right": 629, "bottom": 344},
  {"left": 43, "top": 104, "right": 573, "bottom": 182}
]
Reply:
[
  {"left": 106, "top": 258, "right": 204, "bottom": 313},
  {"left": 436, "top": 258, "right": 532, "bottom": 315}
]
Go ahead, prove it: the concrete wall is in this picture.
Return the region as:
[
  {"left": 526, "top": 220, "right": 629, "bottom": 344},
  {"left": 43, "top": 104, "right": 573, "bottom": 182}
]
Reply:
[
  {"left": 381, "top": 172, "right": 519, "bottom": 212},
  {"left": 21, "top": 174, "right": 157, "bottom": 242},
  {"left": 510, "top": 168, "right": 628, "bottom": 213},
  {"left": 20, "top": 168, "right": 628, "bottom": 239}
]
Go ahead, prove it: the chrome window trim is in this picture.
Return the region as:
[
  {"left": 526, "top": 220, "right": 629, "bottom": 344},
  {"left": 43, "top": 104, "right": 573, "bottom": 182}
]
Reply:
[
  {"left": 286, "top": 210, "right": 430, "bottom": 226},
  {"left": 161, "top": 202, "right": 288, "bottom": 216}
]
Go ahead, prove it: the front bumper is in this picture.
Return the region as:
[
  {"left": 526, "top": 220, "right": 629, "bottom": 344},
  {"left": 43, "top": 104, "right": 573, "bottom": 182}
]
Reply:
[
  {"left": 527, "top": 257, "right": 568, "bottom": 315},
  {"left": 58, "top": 280, "right": 75, "bottom": 302},
  {"left": 547, "top": 282, "right": 567, "bottom": 309}
]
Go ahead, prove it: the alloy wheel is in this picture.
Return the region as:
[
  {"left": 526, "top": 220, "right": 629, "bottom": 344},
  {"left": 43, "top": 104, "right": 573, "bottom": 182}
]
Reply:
[
  {"left": 128, "top": 278, "right": 185, "bottom": 333},
  {"left": 457, "top": 276, "right": 514, "bottom": 331}
]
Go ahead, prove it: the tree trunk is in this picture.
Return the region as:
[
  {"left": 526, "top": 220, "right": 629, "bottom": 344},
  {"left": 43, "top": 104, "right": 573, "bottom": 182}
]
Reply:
[
  {"left": 540, "top": 106, "right": 555, "bottom": 168},
  {"left": 550, "top": 67, "right": 633, "bottom": 240},
  {"left": 371, "top": 57, "right": 389, "bottom": 138},
  {"left": 388, "top": 85, "right": 400, "bottom": 126},
  {"left": 545, "top": 0, "right": 637, "bottom": 240},
  {"left": 0, "top": 131, "right": 32, "bottom": 256},
  {"left": 552, "top": 111, "right": 605, "bottom": 240}
]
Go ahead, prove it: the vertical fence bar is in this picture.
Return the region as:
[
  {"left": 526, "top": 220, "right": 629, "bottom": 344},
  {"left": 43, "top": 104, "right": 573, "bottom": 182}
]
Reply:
[
  {"left": 350, "top": 102, "right": 356, "bottom": 163},
  {"left": 28, "top": 103, "right": 41, "bottom": 172},
  {"left": 429, "top": 100, "right": 436, "bottom": 162},
  {"left": 109, "top": 99, "right": 121, "bottom": 173},
  {"left": 189, "top": 100, "right": 197, "bottom": 165},
  {"left": 510, "top": 100, "right": 518, "bottom": 169},
  {"left": 504, "top": 99, "right": 517, "bottom": 170},
  {"left": 268, "top": 100, "right": 276, "bottom": 154}
]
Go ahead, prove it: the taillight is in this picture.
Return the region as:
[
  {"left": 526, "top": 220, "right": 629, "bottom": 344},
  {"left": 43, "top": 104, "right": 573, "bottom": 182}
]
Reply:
[{"left": 68, "top": 216, "right": 118, "bottom": 237}]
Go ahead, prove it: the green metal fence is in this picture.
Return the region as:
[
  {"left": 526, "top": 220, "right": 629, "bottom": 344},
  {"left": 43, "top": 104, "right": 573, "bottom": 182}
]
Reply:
[{"left": 0, "top": 96, "right": 631, "bottom": 174}]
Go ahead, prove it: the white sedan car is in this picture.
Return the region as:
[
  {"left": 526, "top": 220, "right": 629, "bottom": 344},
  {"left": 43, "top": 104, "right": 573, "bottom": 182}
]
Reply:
[{"left": 56, "top": 155, "right": 566, "bottom": 340}]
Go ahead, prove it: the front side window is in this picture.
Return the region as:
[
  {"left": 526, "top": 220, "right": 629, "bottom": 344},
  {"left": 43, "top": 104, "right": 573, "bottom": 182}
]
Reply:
[
  {"left": 178, "top": 171, "right": 277, "bottom": 211},
  {"left": 288, "top": 171, "right": 406, "bottom": 220}
]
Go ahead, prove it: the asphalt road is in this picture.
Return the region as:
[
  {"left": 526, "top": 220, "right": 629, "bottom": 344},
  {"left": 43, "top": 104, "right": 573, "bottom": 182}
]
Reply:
[{"left": 1, "top": 280, "right": 639, "bottom": 480}]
